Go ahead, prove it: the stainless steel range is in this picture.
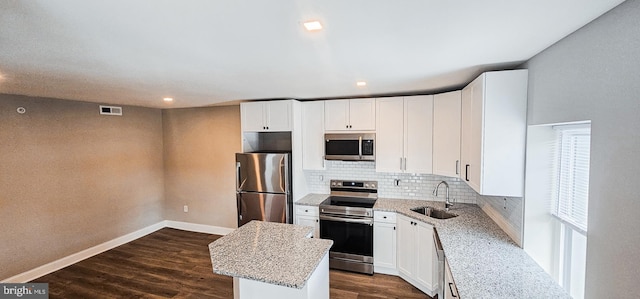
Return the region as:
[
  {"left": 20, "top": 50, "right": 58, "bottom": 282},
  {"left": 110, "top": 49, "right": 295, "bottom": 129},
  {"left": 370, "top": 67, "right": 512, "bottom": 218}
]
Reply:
[{"left": 319, "top": 180, "right": 377, "bottom": 275}]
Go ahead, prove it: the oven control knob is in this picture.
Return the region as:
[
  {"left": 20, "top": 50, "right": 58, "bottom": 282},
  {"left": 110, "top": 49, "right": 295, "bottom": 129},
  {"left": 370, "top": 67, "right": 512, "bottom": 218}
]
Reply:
[
  {"left": 371, "top": 183, "right": 376, "bottom": 188},
  {"left": 364, "top": 183, "right": 370, "bottom": 188}
]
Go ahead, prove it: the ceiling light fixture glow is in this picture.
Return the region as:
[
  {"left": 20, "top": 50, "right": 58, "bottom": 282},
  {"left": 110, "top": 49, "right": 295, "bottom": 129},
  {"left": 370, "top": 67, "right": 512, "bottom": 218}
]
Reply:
[
  {"left": 356, "top": 81, "right": 367, "bottom": 87},
  {"left": 163, "top": 97, "right": 174, "bottom": 102},
  {"left": 303, "top": 21, "right": 323, "bottom": 31}
]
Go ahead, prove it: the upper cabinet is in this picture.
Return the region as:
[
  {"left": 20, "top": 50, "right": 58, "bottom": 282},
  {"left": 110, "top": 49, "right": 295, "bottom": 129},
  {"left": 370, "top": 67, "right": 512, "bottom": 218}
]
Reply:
[
  {"left": 301, "top": 101, "right": 325, "bottom": 170},
  {"left": 433, "top": 91, "right": 462, "bottom": 178},
  {"left": 241, "top": 100, "right": 292, "bottom": 132},
  {"left": 376, "top": 96, "right": 433, "bottom": 173},
  {"left": 461, "top": 70, "right": 528, "bottom": 197},
  {"left": 325, "top": 98, "right": 376, "bottom": 131}
]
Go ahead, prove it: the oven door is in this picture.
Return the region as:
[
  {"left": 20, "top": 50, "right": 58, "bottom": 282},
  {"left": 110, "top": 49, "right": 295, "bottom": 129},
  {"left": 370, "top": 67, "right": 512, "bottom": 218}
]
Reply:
[{"left": 319, "top": 214, "right": 374, "bottom": 258}]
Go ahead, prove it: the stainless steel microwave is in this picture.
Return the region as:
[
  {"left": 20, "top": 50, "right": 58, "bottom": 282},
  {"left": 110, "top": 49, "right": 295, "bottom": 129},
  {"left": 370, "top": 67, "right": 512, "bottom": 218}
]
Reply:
[{"left": 324, "top": 133, "right": 375, "bottom": 161}]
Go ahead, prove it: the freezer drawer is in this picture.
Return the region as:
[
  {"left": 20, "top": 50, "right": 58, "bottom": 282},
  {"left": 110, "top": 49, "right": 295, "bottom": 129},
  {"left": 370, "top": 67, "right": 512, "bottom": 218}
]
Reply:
[{"left": 237, "top": 192, "right": 290, "bottom": 227}]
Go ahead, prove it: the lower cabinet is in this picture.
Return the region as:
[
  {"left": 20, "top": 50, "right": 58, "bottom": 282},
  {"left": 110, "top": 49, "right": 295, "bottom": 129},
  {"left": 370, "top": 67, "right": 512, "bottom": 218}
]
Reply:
[
  {"left": 396, "top": 214, "right": 437, "bottom": 297},
  {"left": 295, "top": 205, "right": 319, "bottom": 238},
  {"left": 373, "top": 211, "right": 397, "bottom": 275},
  {"left": 444, "top": 258, "right": 459, "bottom": 299}
]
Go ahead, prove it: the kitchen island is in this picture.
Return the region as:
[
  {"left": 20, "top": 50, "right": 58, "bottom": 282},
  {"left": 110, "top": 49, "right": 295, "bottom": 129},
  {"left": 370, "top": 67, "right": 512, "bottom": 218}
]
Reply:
[{"left": 208, "top": 220, "right": 333, "bottom": 299}]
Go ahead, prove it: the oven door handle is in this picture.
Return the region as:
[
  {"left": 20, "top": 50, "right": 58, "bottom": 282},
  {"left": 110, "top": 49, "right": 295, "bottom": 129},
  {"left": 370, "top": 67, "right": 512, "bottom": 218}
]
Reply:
[{"left": 320, "top": 215, "right": 373, "bottom": 225}]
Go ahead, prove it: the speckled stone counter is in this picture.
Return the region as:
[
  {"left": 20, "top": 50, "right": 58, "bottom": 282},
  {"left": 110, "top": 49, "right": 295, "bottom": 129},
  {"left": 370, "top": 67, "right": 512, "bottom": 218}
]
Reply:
[
  {"left": 297, "top": 194, "right": 569, "bottom": 298},
  {"left": 375, "top": 198, "right": 570, "bottom": 298},
  {"left": 208, "top": 220, "right": 333, "bottom": 289},
  {"left": 295, "top": 193, "right": 328, "bottom": 206}
]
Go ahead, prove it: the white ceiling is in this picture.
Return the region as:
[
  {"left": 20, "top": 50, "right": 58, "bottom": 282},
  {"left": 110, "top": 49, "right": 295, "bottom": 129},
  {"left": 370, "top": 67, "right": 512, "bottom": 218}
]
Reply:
[{"left": 0, "top": 0, "right": 625, "bottom": 108}]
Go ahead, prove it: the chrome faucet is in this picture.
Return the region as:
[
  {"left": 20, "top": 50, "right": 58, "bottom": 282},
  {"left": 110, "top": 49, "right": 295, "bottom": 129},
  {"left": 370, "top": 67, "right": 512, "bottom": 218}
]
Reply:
[{"left": 433, "top": 181, "right": 454, "bottom": 211}]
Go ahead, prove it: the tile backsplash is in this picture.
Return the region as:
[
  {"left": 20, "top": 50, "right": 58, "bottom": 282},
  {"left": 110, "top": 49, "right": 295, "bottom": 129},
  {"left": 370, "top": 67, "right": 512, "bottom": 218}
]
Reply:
[
  {"left": 304, "top": 160, "right": 526, "bottom": 244},
  {"left": 304, "top": 160, "right": 477, "bottom": 204}
]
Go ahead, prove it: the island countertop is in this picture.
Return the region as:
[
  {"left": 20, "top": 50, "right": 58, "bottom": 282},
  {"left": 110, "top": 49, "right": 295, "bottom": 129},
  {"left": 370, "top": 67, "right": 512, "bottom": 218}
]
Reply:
[
  {"left": 208, "top": 220, "right": 333, "bottom": 289},
  {"left": 295, "top": 194, "right": 569, "bottom": 298}
]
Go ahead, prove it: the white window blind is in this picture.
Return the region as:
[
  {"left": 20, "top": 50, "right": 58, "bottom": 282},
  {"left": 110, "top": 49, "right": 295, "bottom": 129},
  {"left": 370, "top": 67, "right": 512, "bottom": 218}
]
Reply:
[{"left": 552, "top": 124, "right": 591, "bottom": 234}]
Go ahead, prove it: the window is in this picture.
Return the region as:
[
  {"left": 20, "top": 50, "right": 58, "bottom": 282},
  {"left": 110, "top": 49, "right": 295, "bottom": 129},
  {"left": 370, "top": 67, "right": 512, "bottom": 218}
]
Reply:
[
  {"left": 552, "top": 123, "right": 591, "bottom": 299},
  {"left": 552, "top": 125, "right": 591, "bottom": 233}
]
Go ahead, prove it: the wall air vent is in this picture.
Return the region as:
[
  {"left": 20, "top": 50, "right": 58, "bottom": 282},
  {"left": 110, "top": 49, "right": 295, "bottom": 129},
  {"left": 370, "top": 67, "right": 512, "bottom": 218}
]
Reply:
[{"left": 99, "top": 105, "right": 122, "bottom": 116}]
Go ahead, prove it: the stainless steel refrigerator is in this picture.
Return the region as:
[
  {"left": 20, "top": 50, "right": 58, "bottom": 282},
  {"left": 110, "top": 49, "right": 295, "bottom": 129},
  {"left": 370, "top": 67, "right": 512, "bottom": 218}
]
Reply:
[{"left": 235, "top": 152, "right": 292, "bottom": 227}]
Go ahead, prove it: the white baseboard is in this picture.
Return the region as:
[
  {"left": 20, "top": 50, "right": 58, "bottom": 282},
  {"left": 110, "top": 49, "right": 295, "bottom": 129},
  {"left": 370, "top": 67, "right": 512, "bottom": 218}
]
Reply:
[
  {"left": 2, "top": 221, "right": 165, "bottom": 283},
  {"left": 165, "top": 220, "right": 234, "bottom": 236},
  {"left": 479, "top": 204, "right": 522, "bottom": 246},
  {"left": 2, "top": 220, "right": 235, "bottom": 283}
]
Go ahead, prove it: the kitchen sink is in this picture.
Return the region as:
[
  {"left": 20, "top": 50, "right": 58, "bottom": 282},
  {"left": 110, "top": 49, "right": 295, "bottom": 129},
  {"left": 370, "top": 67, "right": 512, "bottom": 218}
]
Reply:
[{"left": 410, "top": 206, "right": 458, "bottom": 220}]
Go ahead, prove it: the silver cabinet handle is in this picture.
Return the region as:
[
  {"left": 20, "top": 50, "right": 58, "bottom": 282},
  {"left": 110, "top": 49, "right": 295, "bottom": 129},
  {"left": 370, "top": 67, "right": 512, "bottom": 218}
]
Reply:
[
  {"left": 455, "top": 160, "right": 459, "bottom": 175},
  {"left": 400, "top": 157, "right": 403, "bottom": 170}
]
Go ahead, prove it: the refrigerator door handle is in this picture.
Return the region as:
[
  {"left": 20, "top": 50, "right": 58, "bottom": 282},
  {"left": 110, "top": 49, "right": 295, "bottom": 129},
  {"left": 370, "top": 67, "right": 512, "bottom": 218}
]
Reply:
[
  {"left": 236, "top": 162, "right": 246, "bottom": 192},
  {"left": 281, "top": 156, "right": 289, "bottom": 194}
]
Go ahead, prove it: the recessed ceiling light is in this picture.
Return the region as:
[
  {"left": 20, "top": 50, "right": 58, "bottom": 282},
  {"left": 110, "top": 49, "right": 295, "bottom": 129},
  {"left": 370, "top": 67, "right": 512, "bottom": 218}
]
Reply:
[
  {"left": 356, "top": 81, "right": 367, "bottom": 87},
  {"left": 163, "top": 97, "right": 173, "bottom": 102},
  {"left": 303, "top": 21, "right": 323, "bottom": 31}
]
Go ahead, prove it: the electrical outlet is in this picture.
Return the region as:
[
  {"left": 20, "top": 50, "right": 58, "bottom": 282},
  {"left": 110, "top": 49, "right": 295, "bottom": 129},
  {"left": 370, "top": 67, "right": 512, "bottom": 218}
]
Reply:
[{"left": 183, "top": 205, "right": 189, "bottom": 213}]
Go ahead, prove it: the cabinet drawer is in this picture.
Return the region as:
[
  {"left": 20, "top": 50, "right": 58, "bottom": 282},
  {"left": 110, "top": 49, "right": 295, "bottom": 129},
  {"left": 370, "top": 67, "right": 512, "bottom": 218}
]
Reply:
[
  {"left": 296, "top": 205, "right": 319, "bottom": 217},
  {"left": 374, "top": 211, "right": 396, "bottom": 223}
]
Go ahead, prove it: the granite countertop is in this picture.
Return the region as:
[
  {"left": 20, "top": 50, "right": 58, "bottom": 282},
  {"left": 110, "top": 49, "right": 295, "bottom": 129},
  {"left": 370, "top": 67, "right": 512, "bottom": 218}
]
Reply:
[
  {"left": 208, "top": 220, "right": 333, "bottom": 289},
  {"left": 296, "top": 194, "right": 569, "bottom": 298},
  {"left": 295, "top": 193, "right": 328, "bottom": 206}
]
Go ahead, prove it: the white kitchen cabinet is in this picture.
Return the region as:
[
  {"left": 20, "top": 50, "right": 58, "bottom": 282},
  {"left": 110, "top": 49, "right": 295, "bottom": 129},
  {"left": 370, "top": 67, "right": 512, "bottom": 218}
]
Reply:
[
  {"left": 396, "top": 214, "right": 437, "bottom": 296},
  {"left": 444, "top": 258, "right": 458, "bottom": 299},
  {"left": 294, "top": 205, "right": 319, "bottom": 238},
  {"left": 301, "top": 101, "right": 325, "bottom": 170},
  {"left": 241, "top": 100, "right": 292, "bottom": 132},
  {"left": 433, "top": 91, "right": 462, "bottom": 178},
  {"left": 376, "top": 96, "right": 433, "bottom": 173},
  {"left": 324, "top": 98, "right": 375, "bottom": 131},
  {"left": 374, "top": 211, "right": 397, "bottom": 275},
  {"left": 460, "top": 70, "right": 528, "bottom": 197}
]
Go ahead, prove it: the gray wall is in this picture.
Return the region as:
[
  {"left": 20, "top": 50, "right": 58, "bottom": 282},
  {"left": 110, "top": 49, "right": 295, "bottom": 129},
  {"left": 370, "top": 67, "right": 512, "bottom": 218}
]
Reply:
[
  {"left": 523, "top": 0, "right": 640, "bottom": 297},
  {"left": 0, "top": 94, "right": 165, "bottom": 280},
  {"left": 162, "top": 106, "right": 241, "bottom": 228}
]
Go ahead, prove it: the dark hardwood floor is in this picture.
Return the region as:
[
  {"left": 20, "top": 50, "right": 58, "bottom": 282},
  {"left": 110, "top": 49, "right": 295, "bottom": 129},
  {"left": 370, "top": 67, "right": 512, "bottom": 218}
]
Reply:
[{"left": 32, "top": 228, "right": 431, "bottom": 299}]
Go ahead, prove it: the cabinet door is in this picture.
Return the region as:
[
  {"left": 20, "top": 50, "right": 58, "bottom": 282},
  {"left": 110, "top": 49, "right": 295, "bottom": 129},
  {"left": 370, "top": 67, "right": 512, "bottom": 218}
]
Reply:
[
  {"left": 374, "top": 222, "right": 397, "bottom": 272},
  {"left": 241, "top": 102, "right": 266, "bottom": 132},
  {"left": 404, "top": 95, "right": 433, "bottom": 174},
  {"left": 302, "top": 101, "right": 325, "bottom": 170},
  {"left": 296, "top": 216, "right": 319, "bottom": 238},
  {"left": 396, "top": 215, "right": 416, "bottom": 277},
  {"left": 375, "top": 98, "right": 404, "bottom": 173},
  {"left": 468, "top": 76, "right": 485, "bottom": 193},
  {"left": 433, "top": 91, "right": 462, "bottom": 178},
  {"left": 460, "top": 82, "right": 474, "bottom": 184},
  {"left": 415, "top": 221, "right": 435, "bottom": 290},
  {"left": 324, "top": 100, "right": 350, "bottom": 131},
  {"left": 349, "top": 98, "right": 376, "bottom": 130},
  {"left": 444, "top": 258, "right": 458, "bottom": 299},
  {"left": 461, "top": 75, "right": 484, "bottom": 193},
  {"left": 265, "top": 100, "right": 292, "bottom": 131}
]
